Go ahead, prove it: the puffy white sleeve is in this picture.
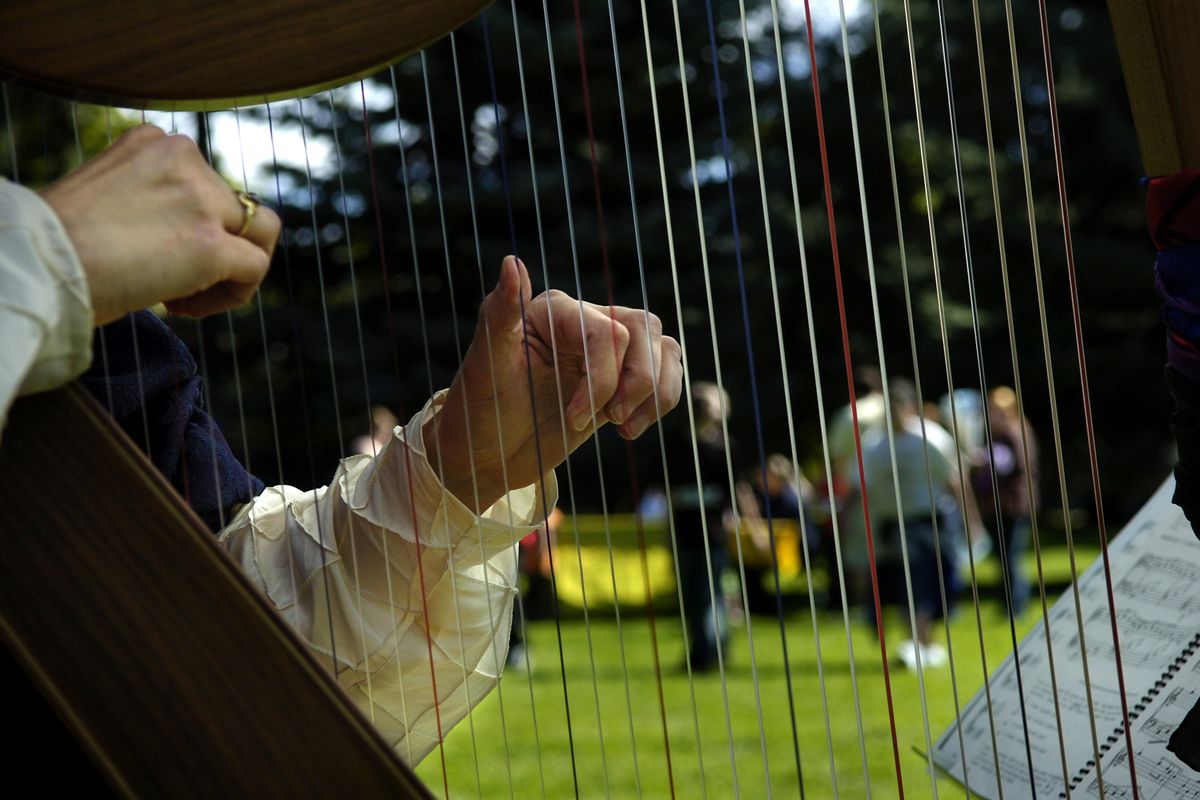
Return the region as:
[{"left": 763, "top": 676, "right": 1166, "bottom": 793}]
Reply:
[
  {"left": 218, "top": 391, "right": 558, "bottom": 765},
  {"left": 0, "top": 179, "right": 93, "bottom": 434}
]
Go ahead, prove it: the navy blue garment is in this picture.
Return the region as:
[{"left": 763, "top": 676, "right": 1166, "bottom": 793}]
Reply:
[{"left": 80, "top": 311, "right": 264, "bottom": 533}]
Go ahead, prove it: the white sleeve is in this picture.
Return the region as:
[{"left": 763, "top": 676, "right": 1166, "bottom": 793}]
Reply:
[
  {"left": 0, "top": 179, "right": 93, "bottom": 434},
  {"left": 218, "top": 391, "right": 558, "bottom": 765}
]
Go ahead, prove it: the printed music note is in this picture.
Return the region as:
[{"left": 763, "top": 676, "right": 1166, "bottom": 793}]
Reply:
[{"left": 931, "top": 479, "right": 1200, "bottom": 800}]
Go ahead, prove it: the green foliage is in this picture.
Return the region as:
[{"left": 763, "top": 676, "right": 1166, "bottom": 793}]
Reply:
[{"left": 1, "top": 0, "right": 1167, "bottom": 518}]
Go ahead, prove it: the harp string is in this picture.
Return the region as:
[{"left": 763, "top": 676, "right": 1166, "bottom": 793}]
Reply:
[
  {"left": 662, "top": 0, "right": 760, "bottom": 788},
  {"left": 229, "top": 108, "right": 322, "bottom": 759},
  {"left": 727, "top": 0, "right": 815, "bottom": 789},
  {"left": 285, "top": 96, "right": 352, "bottom": 689},
  {"left": 493, "top": 12, "right": 620, "bottom": 791},
  {"left": 550, "top": 5, "right": 658, "bottom": 793},
  {"left": 513, "top": 5, "right": 621, "bottom": 792},
  {"left": 384, "top": 77, "right": 468, "bottom": 780},
  {"left": 505, "top": 0, "right": 695, "bottom": 785},
  {"left": 997, "top": 0, "right": 1111, "bottom": 789},
  {"left": 799, "top": 0, "right": 909, "bottom": 793},
  {"left": 829, "top": 1, "right": 944, "bottom": 793},
  {"left": 532, "top": 0, "right": 681, "bottom": 791},
  {"left": 511, "top": 4, "right": 673, "bottom": 793},
  {"left": 328, "top": 85, "right": 438, "bottom": 766},
  {"left": 934, "top": 0, "right": 1048, "bottom": 789},
  {"left": 964, "top": 0, "right": 1072, "bottom": 789},
  {"left": 66, "top": 103, "right": 116, "bottom": 418},
  {"left": 599, "top": 0, "right": 693, "bottom": 790},
  {"left": 400, "top": 61, "right": 490, "bottom": 793},
  {"left": 112, "top": 109, "right": 154, "bottom": 459},
  {"left": 232, "top": 106, "right": 290, "bottom": 503},
  {"left": 763, "top": 1, "right": 875, "bottom": 790},
  {"left": 259, "top": 102, "right": 343, "bottom": 691},
  {"left": 343, "top": 80, "right": 451, "bottom": 781},
  {"left": 479, "top": 12, "right": 591, "bottom": 795},
  {"left": 193, "top": 113, "right": 233, "bottom": 533},
  {"left": 415, "top": 50, "right": 533, "bottom": 791},
  {"left": 631, "top": 0, "right": 741, "bottom": 792},
  {"left": 530, "top": 0, "right": 700, "bottom": 786},
  {"left": 696, "top": 0, "right": 790, "bottom": 790},
  {"left": 896, "top": 0, "right": 1034, "bottom": 791},
  {"left": 228, "top": 109, "right": 262, "bottom": 483},
  {"left": 1033, "top": 0, "right": 1140, "bottom": 791},
  {"left": 388, "top": 65, "right": 487, "bottom": 791},
  {"left": 867, "top": 1, "right": 978, "bottom": 793},
  {"left": 442, "top": 40, "right": 524, "bottom": 797}
]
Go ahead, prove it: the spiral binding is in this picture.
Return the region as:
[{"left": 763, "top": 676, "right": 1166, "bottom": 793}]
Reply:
[{"left": 1057, "top": 631, "right": 1200, "bottom": 797}]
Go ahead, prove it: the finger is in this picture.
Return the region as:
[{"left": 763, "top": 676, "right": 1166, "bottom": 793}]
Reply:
[
  {"left": 222, "top": 190, "right": 281, "bottom": 257},
  {"left": 165, "top": 280, "right": 251, "bottom": 318},
  {"left": 618, "top": 335, "right": 683, "bottom": 440},
  {"left": 168, "top": 234, "right": 270, "bottom": 317},
  {"left": 480, "top": 255, "right": 532, "bottom": 338},
  {"left": 602, "top": 306, "right": 663, "bottom": 425},
  {"left": 242, "top": 202, "right": 281, "bottom": 258},
  {"left": 555, "top": 298, "right": 630, "bottom": 432}
]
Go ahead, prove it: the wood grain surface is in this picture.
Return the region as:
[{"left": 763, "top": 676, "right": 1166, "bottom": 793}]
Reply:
[
  {"left": 1109, "top": 0, "right": 1200, "bottom": 174},
  {"left": 0, "top": 0, "right": 492, "bottom": 110},
  {"left": 0, "top": 385, "right": 433, "bottom": 798}
]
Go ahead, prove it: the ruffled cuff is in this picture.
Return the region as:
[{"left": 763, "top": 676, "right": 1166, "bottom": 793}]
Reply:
[{"left": 351, "top": 390, "right": 559, "bottom": 561}]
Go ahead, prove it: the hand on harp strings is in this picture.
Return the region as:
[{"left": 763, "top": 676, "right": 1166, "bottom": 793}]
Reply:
[
  {"left": 5, "top": 0, "right": 1200, "bottom": 796},
  {"left": 428, "top": 255, "right": 682, "bottom": 512},
  {"left": 39, "top": 125, "right": 281, "bottom": 324}
]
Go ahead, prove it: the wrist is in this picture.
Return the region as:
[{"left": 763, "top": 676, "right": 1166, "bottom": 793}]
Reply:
[{"left": 422, "top": 413, "right": 505, "bottom": 514}]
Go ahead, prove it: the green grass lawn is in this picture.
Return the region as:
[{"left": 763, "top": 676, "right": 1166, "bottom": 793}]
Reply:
[{"left": 416, "top": 544, "right": 1099, "bottom": 799}]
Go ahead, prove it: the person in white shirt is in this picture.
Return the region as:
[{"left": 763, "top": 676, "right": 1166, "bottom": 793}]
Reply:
[
  {"left": 0, "top": 124, "right": 683, "bottom": 763},
  {"left": 843, "top": 377, "right": 981, "bottom": 670}
]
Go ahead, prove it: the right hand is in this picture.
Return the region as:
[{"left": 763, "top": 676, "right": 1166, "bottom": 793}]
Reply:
[{"left": 39, "top": 125, "right": 280, "bottom": 325}]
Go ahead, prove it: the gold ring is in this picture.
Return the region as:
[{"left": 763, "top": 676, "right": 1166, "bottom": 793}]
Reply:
[{"left": 235, "top": 191, "right": 260, "bottom": 237}]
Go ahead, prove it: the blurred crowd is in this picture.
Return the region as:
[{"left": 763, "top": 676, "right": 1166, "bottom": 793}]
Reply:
[
  {"left": 355, "top": 365, "right": 1041, "bottom": 675},
  {"left": 662, "top": 368, "right": 1040, "bottom": 674}
]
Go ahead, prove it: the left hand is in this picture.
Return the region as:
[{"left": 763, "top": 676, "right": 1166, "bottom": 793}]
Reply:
[{"left": 424, "top": 256, "right": 683, "bottom": 512}]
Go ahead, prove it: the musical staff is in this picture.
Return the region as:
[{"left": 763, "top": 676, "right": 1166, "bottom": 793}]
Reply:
[{"left": 932, "top": 479, "right": 1200, "bottom": 799}]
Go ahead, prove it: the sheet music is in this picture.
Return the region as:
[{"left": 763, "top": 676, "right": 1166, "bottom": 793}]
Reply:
[
  {"left": 931, "top": 477, "right": 1200, "bottom": 798},
  {"left": 1081, "top": 654, "right": 1200, "bottom": 800}
]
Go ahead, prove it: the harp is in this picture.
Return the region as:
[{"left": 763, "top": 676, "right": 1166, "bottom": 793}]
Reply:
[{"left": 0, "top": 0, "right": 1191, "bottom": 797}]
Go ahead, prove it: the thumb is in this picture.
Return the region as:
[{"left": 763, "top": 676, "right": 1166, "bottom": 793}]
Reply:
[{"left": 483, "top": 255, "right": 532, "bottom": 335}]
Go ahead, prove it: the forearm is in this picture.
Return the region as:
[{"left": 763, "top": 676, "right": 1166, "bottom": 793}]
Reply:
[{"left": 218, "top": 393, "right": 557, "bottom": 764}]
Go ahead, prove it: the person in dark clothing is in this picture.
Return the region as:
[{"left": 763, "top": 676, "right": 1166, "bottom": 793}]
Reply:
[{"left": 665, "top": 381, "right": 732, "bottom": 672}]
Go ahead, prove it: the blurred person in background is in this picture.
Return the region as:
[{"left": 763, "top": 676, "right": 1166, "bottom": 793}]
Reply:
[
  {"left": 666, "top": 381, "right": 733, "bottom": 673},
  {"left": 827, "top": 366, "right": 887, "bottom": 614},
  {"left": 733, "top": 454, "right": 814, "bottom": 616},
  {"left": 844, "top": 377, "right": 983, "bottom": 670},
  {"left": 972, "top": 386, "right": 1038, "bottom": 618}
]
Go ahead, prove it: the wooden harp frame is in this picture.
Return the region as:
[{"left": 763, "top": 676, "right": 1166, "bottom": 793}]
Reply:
[
  {"left": 1108, "top": 0, "right": 1200, "bottom": 174},
  {"left": 0, "top": 0, "right": 1195, "bottom": 796},
  {"left": 0, "top": 2, "right": 495, "bottom": 795}
]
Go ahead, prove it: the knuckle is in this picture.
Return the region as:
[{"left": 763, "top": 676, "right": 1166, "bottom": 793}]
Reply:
[
  {"left": 665, "top": 375, "right": 684, "bottom": 409},
  {"left": 614, "top": 321, "right": 630, "bottom": 345},
  {"left": 161, "top": 133, "right": 202, "bottom": 165},
  {"left": 646, "top": 312, "right": 663, "bottom": 336},
  {"left": 626, "top": 372, "right": 655, "bottom": 399},
  {"left": 260, "top": 206, "right": 283, "bottom": 240},
  {"left": 123, "top": 124, "right": 166, "bottom": 145}
]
